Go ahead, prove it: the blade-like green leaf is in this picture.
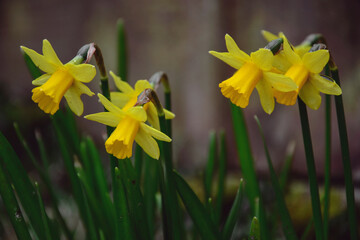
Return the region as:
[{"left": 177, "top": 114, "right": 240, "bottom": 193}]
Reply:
[
  {"left": 117, "top": 18, "right": 127, "bottom": 82},
  {"left": 173, "top": 171, "right": 220, "bottom": 240},
  {"left": 221, "top": 179, "right": 243, "bottom": 240},
  {"left": 215, "top": 130, "right": 227, "bottom": 225},
  {"left": 34, "top": 182, "right": 52, "bottom": 240},
  {"left": 249, "top": 217, "right": 260, "bottom": 240},
  {"left": 279, "top": 141, "right": 295, "bottom": 191},
  {"left": 255, "top": 116, "right": 298, "bottom": 240},
  {"left": 0, "top": 131, "right": 46, "bottom": 239},
  {"left": 0, "top": 157, "right": 31, "bottom": 240},
  {"left": 204, "top": 131, "right": 217, "bottom": 201}
]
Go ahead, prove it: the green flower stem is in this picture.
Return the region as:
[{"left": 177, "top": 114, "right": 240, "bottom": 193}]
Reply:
[
  {"left": 297, "top": 98, "right": 323, "bottom": 240},
  {"left": 117, "top": 19, "right": 127, "bottom": 82},
  {"left": 323, "top": 65, "right": 332, "bottom": 240},
  {"left": 230, "top": 104, "right": 269, "bottom": 240},
  {"left": 330, "top": 67, "right": 359, "bottom": 240}
]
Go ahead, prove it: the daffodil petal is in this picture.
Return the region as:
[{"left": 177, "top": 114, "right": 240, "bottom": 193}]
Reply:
[
  {"left": 263, "top": 72, "right": 297, "bottom": 92},
  {"left": 299, "top": 81, "right": 321, "bottom": 110},
  {"left": 164, "top": 109, "right": 175, "bottom": 119},
  {"left": 309, "top": 74, "right": 342, "bottom": 95},
  {"left": 98, "top": 93, "right": 123, "bottom": 115},
  {"left": 42, "top": 39, "right": 63, "bottom": 66},
  {"left": 32, "top": 74, "right": 51, "bottom": 86},
  {"left": 135, "top": 128, "right": 160, "bottom": 159},
  {"left": 134, "top": 80, "right": 153, "bottom": 93},
  {"left": 126, "top": 106, "right": 147, "bottom": 122},
  {"left": 225, "top": 34, "right": 251, "bottom": 62},
  {"left": 110, "top": 92, "right": 131, "bottom": 108},
  {"left": 255, "top": 79, "right": 274, "bottom": 114},
  {"left": 110, "top": 71, "right": 134, "bottom": 93},
  {"left": 302, "top": 50, "right": 329, "bottom": 74},
  {"left": 209, "top": 51, "right": 244, "bottom": 69},
  {"left": 72, "top": 81, "right": 94, "bottom": 96},
  {"left": 64, "top": 86, "right": 83, "bottom": 116},
  {"left": 67, "top": 64, "right": 96, "bottom": 83},
  {"left": 261, "top": 30, "right": 278, "bottom": 42},
  {"left": 295, "top": 45, "right": 311, "bottom": 57},
  {"left": 141, "top": 123, "right": 172, "bottom": 142},
  {"left": 250, "top": 49, "right": 273, "bottom": 71},
  {"left": 84, "top": 112, "right": 121, "bottom": 127},
  {"left": 147, "top": 103, "right": 160, "bottom": 130},
  {"left": 282, "top": 37, "right": 301, "bottom": 65},
  {"left": 21, "top": 46, "right": 58, "bottom": 73}
]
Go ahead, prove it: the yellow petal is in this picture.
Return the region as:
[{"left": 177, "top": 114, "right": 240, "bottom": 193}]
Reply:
[
  {"left": 282, "top": 37, "right": 301, "bottom": 65},
  {"left": 32, "top": 74, "right": 51, "bottom": 86},
  {"left": 261, "top": 30, "right": 278, "bottom": 42},
  {"left": 255, "top": 79, "right": 274, "bottom": 114},
  {"left": 110, "top": 92, "right": 131, "bottom": 108},
  {"left": 84, "top": 112, "right": 121, "bottom": 127},
  {"left": 42, "top": 39, "right": 63, "bottom": 66},
  {"left": 110, "top": 71, "right": 134, "bottom": 93},
  {"left": 73, "top": 81, "right": 94, "bottom": 96},
  {"left": 98, "top": 93, "right": 123, "bottom": 115},
  {"left": 225, "top": 34, "right": 251, "bottom": 62},
  {"left": 250, "top": 49, "right": 273, "bottom": 71},
  {"left": 21, "top": 46, "right": 58, "bottom": 73},
  {"left": 64, "top": 86, "right": 83, "bottom": 116},
  {"left": 164, "top": 109, "right": 175, "bottom": 119},
  {"left": 134, "top": 80, "right": 153, "bottom": 93},
  {"left": 209, "top": 51, "right": 244, "bottom": 69},
  {"left": 135, "top": 128, "right": 160, "bottom": 159},
  {"left": 295, "top": 45, "right": 311, "bottom": 57},
  {"left": 299, "top": 81, "right": 321, "bottom": 110},
  {"left": 66, "top": 64, "right": 96, "bottom": 83},
  {"left": 302, "top": 50, "right": 329, "bottom": 74},
  {"left": 309, "top": 74, "right": 342, "bottom": 95},
  {"left": 146, "top": 103, "right": 160, "bottom": 130},
  {"left": 263, "top": 72, "right": 297, "bottom": 92},
  {"left": 141, "top": 123, "right": 172, "bottom": 142},
  {"left": 126, "top": 106, "right": 147, "bottom": 122}
]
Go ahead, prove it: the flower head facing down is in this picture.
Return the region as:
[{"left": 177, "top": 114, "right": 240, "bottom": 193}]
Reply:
[
  {"left": 21, "top": 40, "right": 96, "bottom": 116},
  {"left": 109, "top": 71, "right": 175, "bottom": 130},
  {"left": 85, "top": 94, "right": 171, "bottom": 159},
  {"left": 209, "top": 34, "right": 297, "bottom": 114},
  {"left": 273, "top": 36, "right": 342, "bottom": 109}
]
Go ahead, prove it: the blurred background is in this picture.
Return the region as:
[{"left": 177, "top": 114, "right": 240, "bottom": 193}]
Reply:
[{"left": 1, "top": 0, "right": 359, "bottom": 185}]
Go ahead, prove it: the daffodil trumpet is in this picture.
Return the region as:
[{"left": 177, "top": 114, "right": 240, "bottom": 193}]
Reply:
[{"left": 21, "top": 40, "right": 96, "bottom": 116}]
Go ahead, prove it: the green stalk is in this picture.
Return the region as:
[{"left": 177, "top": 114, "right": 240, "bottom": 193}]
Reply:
[
  {"left": 330, "top": 67, "right": 359, "bottom": 240},
  {"left": 323, "top": 65, "right": 332, "bottom": 240},
  {"left": 134, "top": 145, "right": 143, "bottom": 183},
  {"left": 34, "top": 182, "right": 52, "bottom": 240},
  {"left": 117, "top": 19, "right": 127, "bottom": 81},
  {"left": 297, "top": 99, "right": 323, "bottom": 240},
  {"left": 230, "top": 103, "right": 269, "bottom": 240}
]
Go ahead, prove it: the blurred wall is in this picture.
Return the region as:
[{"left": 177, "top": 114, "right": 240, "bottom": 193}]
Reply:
[{"left": 1, "top": 0, "right": 359, "bottom": 180}]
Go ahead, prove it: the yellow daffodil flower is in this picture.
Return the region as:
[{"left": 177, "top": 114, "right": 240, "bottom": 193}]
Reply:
[
  {"left": 109, "top": 71, "right": 175, "bottom": 130},
  {"left": 273, "top": 37, "right": 342, "bottom": 109},
  {"left": 209, "top": 34, "right": 297, "bottom": 114},
  {"left": 21, "top": 40, "right": 96, "bottom": 116},
  {"left": 85, "top": 94, "right": 171, "bottom": 159}
]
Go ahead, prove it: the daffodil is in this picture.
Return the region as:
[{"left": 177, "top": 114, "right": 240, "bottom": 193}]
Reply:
[
  {"left": 209, "top": 34, "right": 297, "bottom": 114},
  {"left": 21, "top": 40, "right": 96, "bottom": 116},
  {"left": 85, "top": 94, "right": 171, "bottom": 159},
  {"left": 273, "top": 36, "right": 342, "bottom": 109},
  {"left": 109, "top": 71, "right": 175, "bottom": 130}
]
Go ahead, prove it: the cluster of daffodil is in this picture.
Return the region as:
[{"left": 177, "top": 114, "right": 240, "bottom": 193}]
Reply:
[
  {"left": 21, "top": 40, "right": 173, "bottom": 160},
  {"left": 209, "top": 31, "right": 342, "bottom": 114}
]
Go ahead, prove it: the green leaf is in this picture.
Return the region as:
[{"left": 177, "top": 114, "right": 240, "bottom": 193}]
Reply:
[
  {"left": 249, "top": 217, "right": 260, "bottom": 240},
  {"left": 221, "top": 179, "right": 243, "bottom": 240},
  {"left": 255, "top": 116, "right": 298, "bottom": 240},
  {"left": 204, "top": 131, "right": 217, "bottom": 201},
  {"left": 0, "top": 131, "right": 46, "bottom": 239},
  {"left": 34, "top": 182, "right": 52, "bottom": 240},
  {"left": 0, "top": 156, "right": 32, "bottom": 240},
  {"left": 215, "top": 130, "right": 227, "bottom": 225},
  {"left": 117, "top": 18, "right": 127, "bottom": 82},
  {"left": 173, "top": 171, "right": 220, "bottom": 240},
  {"left": 279, "top": 141, "right": 295, "bottom": 191}
]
